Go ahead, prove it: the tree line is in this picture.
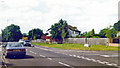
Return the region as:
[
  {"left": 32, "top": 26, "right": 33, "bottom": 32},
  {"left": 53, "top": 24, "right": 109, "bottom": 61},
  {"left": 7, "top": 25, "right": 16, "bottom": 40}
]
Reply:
[
  {"left": 81, "top": 21, "right": 120, "bottom": 39},
  {"left": 1, "top": 19, "right": 120, "bottom": 42},
  {"left": 2, "top": 24, "right": 43, "bottom": 42}
]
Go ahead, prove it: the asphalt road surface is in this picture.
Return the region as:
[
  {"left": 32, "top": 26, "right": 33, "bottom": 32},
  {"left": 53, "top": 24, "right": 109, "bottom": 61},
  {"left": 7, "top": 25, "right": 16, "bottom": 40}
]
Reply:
[{"left": 1, "top": 45, "right": 119, "bottom": 68}]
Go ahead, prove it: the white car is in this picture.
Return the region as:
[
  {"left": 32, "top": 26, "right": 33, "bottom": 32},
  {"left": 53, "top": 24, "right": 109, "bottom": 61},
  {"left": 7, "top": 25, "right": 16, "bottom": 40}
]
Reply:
[
  {"left": 23, "top": 40, "right": 31, "bottom": 46},
  {"left": 19, "top": 39, "right": 24, "bottom": 44}
]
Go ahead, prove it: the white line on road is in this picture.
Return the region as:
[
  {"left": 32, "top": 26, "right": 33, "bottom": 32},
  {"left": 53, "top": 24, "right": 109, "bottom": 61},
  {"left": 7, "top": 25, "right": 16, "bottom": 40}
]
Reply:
[
  {"left": 30, "top": 51, "right": 36, "bottom": 54},
  {"left": 70, "top": 54, "right": 118, "bottom": 67},
  {"left": 40, "top": 55, "right": 46, "bottom": 58},
  {"left": 47, "top": 58, "right": 52, "bottom": 60},
  {"left": 69, "top": 54, "right": 72, "bottom": 56},
  {"left": 58, "top": 62, "right": 74, "bottom": 68},
  {"left": 100, "top": 55, "right": 118, "bottom": 57},
  {"left": 73, "top": 55, "right": 76, "bottom": 57}
]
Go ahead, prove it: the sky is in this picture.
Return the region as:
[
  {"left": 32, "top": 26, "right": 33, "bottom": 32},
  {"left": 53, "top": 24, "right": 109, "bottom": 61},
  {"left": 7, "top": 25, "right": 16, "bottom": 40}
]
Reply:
[{"left": 0, "top": 0, "right": 119, "bottom": 34}]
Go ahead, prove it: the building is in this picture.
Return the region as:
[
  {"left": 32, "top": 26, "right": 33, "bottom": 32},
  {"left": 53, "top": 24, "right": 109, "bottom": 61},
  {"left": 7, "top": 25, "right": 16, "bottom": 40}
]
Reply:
[
  {"left": 117, "top": 31, "right": 120, "bottom": 37},
  {"left": 68, "top": 25, "right": 81, "bottom": 37}
]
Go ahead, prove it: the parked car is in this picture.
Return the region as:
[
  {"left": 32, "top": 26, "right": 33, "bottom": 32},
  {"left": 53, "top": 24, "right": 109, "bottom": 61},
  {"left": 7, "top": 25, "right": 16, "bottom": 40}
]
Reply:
[
  {"left": 19, "top": 39, "right": 24, "bottom": 44},
  {"left": 23, "top": 40, "right": 31, "bottom": 46},
  {"left": 2, "top": 42, "right": 26, "bottom": 58}
]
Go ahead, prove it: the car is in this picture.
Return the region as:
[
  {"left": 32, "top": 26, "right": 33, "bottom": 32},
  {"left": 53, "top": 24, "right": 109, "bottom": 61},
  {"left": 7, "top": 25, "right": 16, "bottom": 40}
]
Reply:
[
  {"left": 19, "top": 39, "right": 24, "bottom": 44},
  {"left": 23, "top": 40, "right": 31, "bottom": 46},
  {"left": 2, "top": 42, "right": 26, "bottom": 58}
]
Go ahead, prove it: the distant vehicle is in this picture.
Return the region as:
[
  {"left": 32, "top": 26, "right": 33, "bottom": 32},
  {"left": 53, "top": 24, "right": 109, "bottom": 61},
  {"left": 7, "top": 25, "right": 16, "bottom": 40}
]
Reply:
[
  {"left": 2, "top": 42, "right": 26, "bottom": 58},
  {"left": 22, "top": 37, "right": 28, "bottom": 40},
  {"left": 23, "top": 40, "right": 31, "bottom": 46},
  {"left": 19, "top": 39, "right": 24, "bottom": 44}
]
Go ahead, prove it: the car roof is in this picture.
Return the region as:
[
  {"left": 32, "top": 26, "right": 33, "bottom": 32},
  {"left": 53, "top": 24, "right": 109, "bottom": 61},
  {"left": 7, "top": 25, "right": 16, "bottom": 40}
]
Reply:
[{"left": 7, "top": 42, "right": 20, "bottom": 44}]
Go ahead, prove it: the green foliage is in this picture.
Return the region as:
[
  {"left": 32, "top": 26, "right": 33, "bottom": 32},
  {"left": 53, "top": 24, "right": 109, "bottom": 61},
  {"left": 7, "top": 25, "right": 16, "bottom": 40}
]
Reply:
[
  {"left": 28, "top": 28, "right": 43, "bottom": 40},
  {"left": 99, "top": 26, "right": 117, "bottom": 39},
  {"left": 49, "top": 19, "right": 69, "bottom": 41},
  {"left": 2, "top": 24, "right": 22, "bottom": 42},
  {"left": 76, "top": 35, "right": 80, "bottom": 38},
  {"left": 99, "top": 28, "right": 108, "bottom": 38},
  {"left": 87, "top": 29, "right": 95, "bottom": 38},
  {"left": 113, "top": 20, "right": 120, "bottom": 31}
]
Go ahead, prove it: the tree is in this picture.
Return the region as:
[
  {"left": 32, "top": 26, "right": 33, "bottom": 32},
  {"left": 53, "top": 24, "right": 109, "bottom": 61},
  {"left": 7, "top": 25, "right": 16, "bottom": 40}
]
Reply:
[
  {"left": 99, "top": 26, "right": 117, "bottom": 39},
  {"left": 49, "top": 19, "right": 69, "bottom": 43},
  {"left": 113, "top": 20, "right": 120, "bottom": 31},
  {"left": 87, "top": 29, "right": 95, "bottom": 38},
  {"left": 99, "top": 28, "right": 108, "bottom": 38},
  {"left": 105, "top": 28, "right": 117, "bottom": 39},
  {"left": 28, "top": 28, "right": 43, "bottom": 40},
  {"left": 2, "top": 24, "right": 22, "bottom": 42}
]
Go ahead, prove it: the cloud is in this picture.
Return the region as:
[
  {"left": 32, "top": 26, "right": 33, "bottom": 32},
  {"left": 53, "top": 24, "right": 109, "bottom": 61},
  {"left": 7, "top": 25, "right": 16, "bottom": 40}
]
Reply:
[{"left": 0, "top": 0, "right": 119, "bottom": 34}]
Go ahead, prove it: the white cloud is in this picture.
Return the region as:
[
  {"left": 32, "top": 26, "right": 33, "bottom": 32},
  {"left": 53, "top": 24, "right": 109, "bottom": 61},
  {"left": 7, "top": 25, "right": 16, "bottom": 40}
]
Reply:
[{"left": 0, "top": 0, "right": 119, "bottom": 34}]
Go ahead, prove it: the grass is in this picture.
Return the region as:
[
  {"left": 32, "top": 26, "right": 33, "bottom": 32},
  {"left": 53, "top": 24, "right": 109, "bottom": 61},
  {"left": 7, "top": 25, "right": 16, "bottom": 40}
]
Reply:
[{"left": 32, "top": 42, "right": 118, "bottom": 51}]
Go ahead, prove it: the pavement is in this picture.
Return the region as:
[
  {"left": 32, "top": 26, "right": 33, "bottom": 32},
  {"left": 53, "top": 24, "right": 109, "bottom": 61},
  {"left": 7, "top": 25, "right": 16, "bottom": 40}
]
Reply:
[{"left": 0, "top": 44, "right": 119, "bottom": 68}]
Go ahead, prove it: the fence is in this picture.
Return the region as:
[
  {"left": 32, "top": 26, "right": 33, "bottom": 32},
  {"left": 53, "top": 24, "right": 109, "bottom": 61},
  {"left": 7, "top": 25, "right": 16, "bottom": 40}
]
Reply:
[{"left": 65, "top": 38, "right": 109, "bottom": 45}]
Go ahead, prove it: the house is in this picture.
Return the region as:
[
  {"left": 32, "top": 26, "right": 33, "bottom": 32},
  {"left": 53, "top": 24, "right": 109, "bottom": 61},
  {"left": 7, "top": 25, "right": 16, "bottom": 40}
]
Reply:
[
  {"left": 117, "top": 31, "right": 120, "bottom": 37},
  {"left": 68, "top": 25, "right": 81, "bottom": 37}
]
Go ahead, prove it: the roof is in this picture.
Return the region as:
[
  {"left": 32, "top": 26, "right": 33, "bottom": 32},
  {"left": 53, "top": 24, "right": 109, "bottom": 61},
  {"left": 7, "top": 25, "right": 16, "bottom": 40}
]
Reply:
[
  {"left": 68, "top": 25, "right": 80, "bottom": 32},
  {"left": 117, "top": 31, "right": 120, "bottom": 37}
]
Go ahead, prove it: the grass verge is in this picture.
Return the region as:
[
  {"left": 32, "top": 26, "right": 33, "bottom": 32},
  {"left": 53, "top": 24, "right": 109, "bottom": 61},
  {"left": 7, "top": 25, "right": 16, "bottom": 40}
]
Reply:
[{"left": 32, "top": 42, "right": 118, "bottom": 51}]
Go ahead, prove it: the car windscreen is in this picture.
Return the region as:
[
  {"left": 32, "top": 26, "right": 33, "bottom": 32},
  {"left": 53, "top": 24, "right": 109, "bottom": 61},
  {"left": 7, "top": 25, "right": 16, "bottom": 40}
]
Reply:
[
  {"left": 7, "top": 43, "right": 23, "bottom": 47},
  {"left": 25, "top": 40, "right": 30, "bottom": 42}
]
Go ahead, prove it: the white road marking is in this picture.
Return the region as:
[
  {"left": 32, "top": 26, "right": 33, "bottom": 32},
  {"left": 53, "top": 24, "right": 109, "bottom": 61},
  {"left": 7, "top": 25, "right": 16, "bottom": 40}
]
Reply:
[
  {"left": 106, "top": 63, "right": 113, "bottom": 66},
  {"left": 73, "top": 55, "right": 76, "bottom": 57},
  {"left": 91, "top": 59, "right": 97, "bottom": 62},
  {"left": 48, "top": 58, "right": 52, "bottom": 60},
  {"left": 40, "top": 55, "right": 46, "bottom": 58},
  {"left": 85, "top": 58, "right": 91, "bottom": 61},
  {"left": 100, "top": 55, "right": 118, "bottom": 57},
  {"left": 33, "top": 46, "right": 118, "bottom": 67},
  {"left": 69, "top": 54, "right": 72, "bottom": 56},
  {"left": 70, "top": 54, "right": 118, "bottom": 67},
  {"left": 58, "top": 62, "right": 74, "bottom": 68},
  {"left": 77, "top": 56, "right": 81, "bottom": 58},
  {"left": 29, "top": 51, "right": 36, "bottom": 54},
  {"left": 81, "top": 56, "right": 85, "bottom": 59}
]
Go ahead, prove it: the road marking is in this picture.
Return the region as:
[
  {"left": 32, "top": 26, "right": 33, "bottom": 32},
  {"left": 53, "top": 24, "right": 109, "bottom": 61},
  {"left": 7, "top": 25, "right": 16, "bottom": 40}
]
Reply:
[
  {"left": 40, "top": 55, "right": 46, "bottom": 58},
  {"left": 29, "top": 51, "right": 36, "bottom": 54},
  {"left": 100, "top": 55, "right": 118, "bottom": 57},
  {"left": 48, "top": 58, "right": 52, "bottom": 60},
  {"left": 77, "top": 56, "right": 81, "bottom": 58},
  {"left": 85, "top": 58, "right": 91, "bottom": 61},
  {"left": 70, "top": 54, "right": 118, "bottom": 67},
  {"left": 73, "top": 55, "right": 76, "bottom": 57},
  {"left": 69, "top": 54, "right": 72, "bottom": 56},
  {"left": 58, "top": 62, "right": 74, "bottom": 68}
]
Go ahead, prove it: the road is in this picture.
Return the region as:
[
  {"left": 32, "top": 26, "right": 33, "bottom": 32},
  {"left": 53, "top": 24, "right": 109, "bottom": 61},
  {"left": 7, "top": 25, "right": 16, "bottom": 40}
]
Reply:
[{"left": 1, "top": 45, "right": 119, "bottom": 68}]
